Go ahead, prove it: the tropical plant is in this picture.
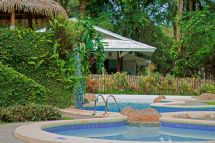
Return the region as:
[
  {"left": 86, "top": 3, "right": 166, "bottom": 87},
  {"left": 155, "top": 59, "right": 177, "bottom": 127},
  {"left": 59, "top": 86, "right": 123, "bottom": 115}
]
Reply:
[
  {"left": 0, "top": 28, "right": 74, "bottom": 108},
  {"left": 50, "top": 17, "right": 104, "bottom": 108}
]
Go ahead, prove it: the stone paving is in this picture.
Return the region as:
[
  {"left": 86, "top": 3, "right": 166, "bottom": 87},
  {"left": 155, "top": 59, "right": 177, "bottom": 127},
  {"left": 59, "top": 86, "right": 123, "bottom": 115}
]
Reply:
[
  {"left": 0, "top": 112, "right": 99, "bottom": 143},
  {"left": 0, "top": 123, "right": 25, "bottom": 143}
]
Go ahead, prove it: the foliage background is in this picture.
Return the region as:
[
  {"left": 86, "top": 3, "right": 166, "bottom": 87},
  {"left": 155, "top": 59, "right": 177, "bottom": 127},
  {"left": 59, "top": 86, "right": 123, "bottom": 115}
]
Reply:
[
  {"left": 0, "top": 63, "right": 46, "bottom": 107},
  {"left": 0, "top": 28, "right": 74, "bottom": 108},
  {"left": 0, "top": 18, "right": 105, "bottom": 108},
  {"left": 58, "top": 0, "right": 215, "bottom": 79},
  {"left": 88, "top": 72, "right": 215, "bottom": 95}
]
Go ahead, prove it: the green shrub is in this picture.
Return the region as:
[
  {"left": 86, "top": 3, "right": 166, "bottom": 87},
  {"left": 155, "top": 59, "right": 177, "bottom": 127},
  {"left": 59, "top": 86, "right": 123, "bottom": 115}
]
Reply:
[
  {"left": 138, "top": 75, "right": 157, "bottom": 94},
  {"left": 0, "top": 63, "right": 47, "bottom": 107},
  {"left": 114, "top": 72, "right": 129, "bottom": 90},
  {"left": 0, "top": 28, "right": 74, "bottom": 108},
  {"left": 178, "top": 82, "right": 192, "bottom": 95},
  {"left": 94, "top": 73, "right": 215, "bottom": 96},
  {"left": 200, "top": 84, "right": 215, "bottom": 94},
  {"left": 0, "top": 104, "right": 62, "bottom": 122}
]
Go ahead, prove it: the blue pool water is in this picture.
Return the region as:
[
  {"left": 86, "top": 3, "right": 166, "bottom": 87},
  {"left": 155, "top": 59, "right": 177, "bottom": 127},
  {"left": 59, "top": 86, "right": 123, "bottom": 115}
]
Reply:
[
  {"left": 44, "top": 122, "right": 214, "bottom": 141},
  {"left": 83, "top": 102, "right": 215, "bottom": 113},
  {"left": 153, "top": 106, "right": 215, "bottom": 113},
  {"left": 83, "top": 102, "right": 151, "bottom": 112}
]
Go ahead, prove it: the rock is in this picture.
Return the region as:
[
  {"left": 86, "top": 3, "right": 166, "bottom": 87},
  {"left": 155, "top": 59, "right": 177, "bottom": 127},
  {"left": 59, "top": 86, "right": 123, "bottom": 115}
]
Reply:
[
  {"left": 194, "top": 93, "right": 215, "bottom": 101},
  {"left": 153, "top": 95, "right": 166, "bottom": 103},
  {"left": 84, "top": 93, "right": 96, "bottom": 102},
  {"left": 121, "top": 108, "right": 160, "bottom": 123}
]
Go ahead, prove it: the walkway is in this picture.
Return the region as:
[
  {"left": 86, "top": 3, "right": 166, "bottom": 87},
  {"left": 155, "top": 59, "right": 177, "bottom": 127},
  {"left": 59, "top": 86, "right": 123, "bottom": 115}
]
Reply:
[
  {"left": 0, "top": 112, "right": 99, "bottom": 143},
  {"left": 0, "top": 123, "right": 25, "bottom": 143}
]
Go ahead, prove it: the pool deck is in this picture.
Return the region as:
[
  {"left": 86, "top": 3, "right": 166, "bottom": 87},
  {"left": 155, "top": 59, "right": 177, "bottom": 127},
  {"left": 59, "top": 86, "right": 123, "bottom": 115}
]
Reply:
[
  {"left": 13, "top": 109, "right": 215, "bottom": 143},
  {"left": 15, "top": 119, "right": 213, "bottom": 143},
  {"left": 4, "top": 95, "right": 215, "bottom": 143},
  {"left": 14, "top": 111, "right": 130, "bottom": 143},
  {"left": 61, "top": 107, "right": 123, "bottom": 118},
  {"left": 151, "top": 100, "right": 215, "bottom": 108},
  {"left": 0, "top": 123, "right": 25, "bottom": 143},
  {"left": 161, "top": 111, "right": 215, "bottom": 126},
  {"left": 98, "top": 94, "right": 195, "bottom": 103},
  {"left": 0, "top": 110, "right": 105, "bottom": 143}
]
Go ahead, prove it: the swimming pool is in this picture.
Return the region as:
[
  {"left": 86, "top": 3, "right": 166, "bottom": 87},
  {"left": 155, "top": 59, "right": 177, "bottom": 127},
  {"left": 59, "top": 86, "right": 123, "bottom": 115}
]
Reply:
[
  {"left": 83, "top": 102, "right": 151, "bottom": 112},
  {"left": 151, "top": 101, "right": 215, "bottom": 113},
  {"left": 83, "top": 102, "right": 215, "bottom": 113},
  {"left": 44, "top": 122, "right": 215, "bottom": 141}
]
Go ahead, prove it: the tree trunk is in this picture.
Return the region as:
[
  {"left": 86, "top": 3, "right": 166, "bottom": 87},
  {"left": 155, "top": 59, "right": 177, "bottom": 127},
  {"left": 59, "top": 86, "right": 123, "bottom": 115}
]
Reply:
[
  {"left": 189, "top": 0, "right": 198, "bottom": 11},
  {"left": 80, "top": 0, "right": 87, "bottom": 14},
  {"left": 63, "top": 0, "right": 69, "bottom": 12},
  {"left": 176, "top": 0, "right": 184, "bottom": 53},
  {"left": 189, "top": 0, "right": 194, "bottom": 11},
  {"left": 10, "top": 8, "right": 16, "bottom": 30},
  {"left": 173, "top": 20, "right": 179, "bottom": 40}
]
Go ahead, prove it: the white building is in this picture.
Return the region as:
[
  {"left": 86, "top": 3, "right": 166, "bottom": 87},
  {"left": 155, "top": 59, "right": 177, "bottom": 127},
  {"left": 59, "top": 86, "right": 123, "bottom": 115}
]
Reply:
[
  {"left": 94, "top": 26, "right": 156, "bottom": 75},
  {"left": 37, "top": 21, "right": 156, "bottom": 75}
]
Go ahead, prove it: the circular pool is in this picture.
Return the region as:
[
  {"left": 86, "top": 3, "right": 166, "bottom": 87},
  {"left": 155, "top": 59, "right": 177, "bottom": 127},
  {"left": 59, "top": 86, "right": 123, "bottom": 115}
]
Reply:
[
  {"left": 160, "top": 111, "right": 215, "bottom": 140},
  {"left": 84, "top": 101, "right": 215, "bottom": 113},
  {"left": 151, "top": 101, "right": 215, "bottom": 112},
  {"left": 14, "top": 111, "right": 215, "bottom": 143},
  {"left": 83, "top": 102, "right": 151, "bottom": 112},
  {"left": 43, "top": 121, "right": 213, "bottom": 142}
]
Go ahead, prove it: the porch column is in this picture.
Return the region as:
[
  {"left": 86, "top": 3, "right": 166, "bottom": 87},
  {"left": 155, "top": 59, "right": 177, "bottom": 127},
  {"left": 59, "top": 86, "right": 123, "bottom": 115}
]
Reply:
[
  {"left": 10, "top": 8, "right": 15, "bottom": 30},
  {"left": 116, "top": 51, "right": 123, "bottom": 72},
  {"left": 28, "top": 17, "right": 33, "bottom": 29},
  {"left": 1, "top": 19, "right": 7, "bottom": 27}
]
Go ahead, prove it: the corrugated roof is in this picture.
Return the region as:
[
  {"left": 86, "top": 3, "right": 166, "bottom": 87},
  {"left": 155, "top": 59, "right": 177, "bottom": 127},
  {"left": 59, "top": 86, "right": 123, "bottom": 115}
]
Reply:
[
  {"left": 94, "top": 26, "right": 129, "bottom": 40},
  {"left": 103, "top": 39, "right": 155, "bottom": 52},
  {"left": 37, "top": 18, "right": 156, "bottom": 53},
  {"left": 94, "top": 26, "right": 156, "bottom": 52}
]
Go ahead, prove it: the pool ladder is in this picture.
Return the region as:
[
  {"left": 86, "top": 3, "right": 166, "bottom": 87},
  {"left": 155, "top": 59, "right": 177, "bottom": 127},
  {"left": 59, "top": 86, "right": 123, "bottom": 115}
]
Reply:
[{"left": 92, "top": 95, "right": 121, "bottom": 115}]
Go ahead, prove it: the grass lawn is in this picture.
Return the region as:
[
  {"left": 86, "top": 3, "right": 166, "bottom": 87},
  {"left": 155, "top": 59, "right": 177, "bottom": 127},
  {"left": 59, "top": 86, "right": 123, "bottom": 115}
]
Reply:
[
  {"left": 0, "top": 121, "right": 6, "bottom": 125},
  {"left": 0, "top": 116, "right": 73, "bottom": 125},
  {"left": 62, "top": 117, "right": 74, "bottom": 120},
  {"left": 205, "top": 102, "right": 215, "bottom": 105}
]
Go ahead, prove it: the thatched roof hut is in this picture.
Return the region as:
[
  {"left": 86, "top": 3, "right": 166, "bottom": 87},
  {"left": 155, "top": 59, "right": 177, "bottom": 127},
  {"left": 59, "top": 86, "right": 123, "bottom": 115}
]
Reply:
[{"left": 0, "top": 0, "right": 68, "bottom": 29}]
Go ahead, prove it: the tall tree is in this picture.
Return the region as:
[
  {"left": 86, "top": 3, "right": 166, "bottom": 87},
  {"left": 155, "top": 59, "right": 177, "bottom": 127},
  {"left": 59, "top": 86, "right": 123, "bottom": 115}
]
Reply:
[{"left": 61, "top": 0, "right": 215, "bottom": 78}]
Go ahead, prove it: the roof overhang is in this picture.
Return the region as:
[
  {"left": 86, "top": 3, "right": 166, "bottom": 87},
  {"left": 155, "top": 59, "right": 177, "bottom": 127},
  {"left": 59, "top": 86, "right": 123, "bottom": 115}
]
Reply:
[
  {"left": 102, "top": 39, "right": 156, "bottom": 53},
  {"left": 104, "top": 48, "right": 155, "bottom": 52},
  {"left": 37, "top": 19, "right": 157, "bottom": 54},
  {"left": 94, "top": 26, "right": 156, "bottom": 53}
]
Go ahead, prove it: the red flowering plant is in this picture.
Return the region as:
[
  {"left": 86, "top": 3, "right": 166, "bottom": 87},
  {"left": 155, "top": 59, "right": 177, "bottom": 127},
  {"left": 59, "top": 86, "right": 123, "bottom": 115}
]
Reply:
[{"left": 86, "top": 79, "right": 95, "bottom": 93}]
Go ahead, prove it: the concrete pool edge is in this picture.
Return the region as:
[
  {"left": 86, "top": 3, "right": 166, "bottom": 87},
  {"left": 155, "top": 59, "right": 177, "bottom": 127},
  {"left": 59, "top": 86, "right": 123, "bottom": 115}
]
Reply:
[
  {"left": 160, "top": 111, "right": 215, "bottom": 140},
  {"left": 160, "top": 111, "right": 215, "bottom": 126},
  {"left": 151, "top": 101, "right": 215, "bottom": 109},
  {"left": 13, "top": 95, "right": 215, "bottom": 143},
  {"left": 14, "top": 116, "right": 133, "bottom": 143},
  {"left": 14, "top": 119, "right": 215, "bottom": 143},
  {"left": 14, "top": 110, "right": 215, "bottom": 143}
]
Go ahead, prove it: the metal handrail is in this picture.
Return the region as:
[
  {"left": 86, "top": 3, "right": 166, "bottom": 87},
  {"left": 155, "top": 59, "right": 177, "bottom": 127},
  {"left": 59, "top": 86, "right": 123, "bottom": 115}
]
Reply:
[
  {"left": 105, "top": 95, "right": 121, "bottom": 112},
  {"left": 92, "top": 94, "right": 107, "bottom": 115}
]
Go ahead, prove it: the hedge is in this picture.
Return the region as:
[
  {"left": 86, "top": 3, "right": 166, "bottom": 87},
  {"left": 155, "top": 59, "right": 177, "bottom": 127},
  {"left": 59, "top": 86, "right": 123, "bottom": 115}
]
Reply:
[
  {"left": 0, "top": 104, "right": 62, "bottom": 122},
  {"left": 200, "top": 84, "right": 215, "bottom": 94},
  {"left": 0, "top": 28, "right": 74, "bottom": 108},
  {"left": 0, "top": 63, "right": 47, "bottom": 107}
]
